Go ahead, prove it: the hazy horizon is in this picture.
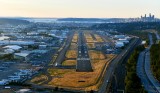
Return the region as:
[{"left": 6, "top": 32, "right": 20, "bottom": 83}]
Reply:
[{"left": 0, "top": 0, "right": 160, "bottom": 18}]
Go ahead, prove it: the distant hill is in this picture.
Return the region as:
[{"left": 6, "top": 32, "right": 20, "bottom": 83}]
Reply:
[
  {"left": 57, "top": 18, "right": 107, "bottom": 22},
  {"left": 0, "top": 18, "right": 30, "bottom": 25},
  {"left": 57, "top": 18, "right": 125, "bottom": 23}
]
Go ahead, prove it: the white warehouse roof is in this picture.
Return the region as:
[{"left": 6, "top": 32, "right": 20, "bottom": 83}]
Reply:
[
  {"left": 0, "top": 36, "right": 10, "bottom": 41},
  {"left": 3, "top": 45, "right": 22, "bottom": 50},
  {"left": 114, "top": 35, "right": 126, "bottom": 39},
  {"left": 0, "top": 40, "right": 35, "bottom": 45},
  {"left": 115, "top": 42, "right": 124, "bottom": 48},
  {"left": 14, "top": 53, "right": 29, "bottom": 57}
]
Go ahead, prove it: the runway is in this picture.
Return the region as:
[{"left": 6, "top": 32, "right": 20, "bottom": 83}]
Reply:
[{"left": 76, "top": 31, "right": 93, "bottom": 72}]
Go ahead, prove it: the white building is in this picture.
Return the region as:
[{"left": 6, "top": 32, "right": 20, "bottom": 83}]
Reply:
[
  {"left": 118, "top": 39, "right": 129, "bottom": 44},
  {"left": 114, "top": 35, "right": 126, "bottom": 39},
  {"left": 14, "top": 53, "right": 29, "bottom": 61},
  {"left": 0, "top": 36, "right": 10, "bottom": 41},
  {"left": 115, "top": 42, "right": 124, "bottom": 48},
  {"left": 0, "top": 40, "right": 35, "bottom": 45},
  {"left": 4, "top": 49, "right": 15, "bottom": 54},
  {"left": 3, "top": 45, "right": 22, "bottom": 51},
  {"left": 0, "top": 79, "right": 9, "bottom": 85},
  {"left": 39, "top": 45, "right": 47, "bottom": 49},
  {"left": 16, "top": 89, "right": 32, "bottom": 93}
]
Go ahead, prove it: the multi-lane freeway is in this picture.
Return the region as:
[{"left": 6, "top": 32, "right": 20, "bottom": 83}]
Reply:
[
  {"left": 76, "top": 31, "right": 93, "bottom": 72},
  {"left": 155, "top": 32, "right": 160, "bottom": 40},
  {"left": 137, "top": 51, "right": 156, "bottom": 93},
  {"left": 137, "top": 34, "right": 160, "bottom": 93},
  {"left": 98, "top": 38, "right": 140, "bottom": 93}
]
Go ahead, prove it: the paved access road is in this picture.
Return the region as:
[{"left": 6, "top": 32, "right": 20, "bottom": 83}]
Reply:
[{"left": 76, "top": 31, "right": 93, "bottom": 72}]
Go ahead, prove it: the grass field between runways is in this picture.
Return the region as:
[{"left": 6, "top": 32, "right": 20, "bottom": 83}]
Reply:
[
  {"left": 62, "top": 60, "right": 76, "bottom": 66},
  {"left": 89, "top": 50, "right": 106, "bottom": 60},
  {"left": 47, "top": 55, "right": 115, "bottom": 91},
  {"left": 66, "top": 50, "right": 77, "bottom": 59}
]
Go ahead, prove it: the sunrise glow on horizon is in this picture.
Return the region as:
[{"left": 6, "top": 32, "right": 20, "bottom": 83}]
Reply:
[{"left": 0, "top": 0, "right": 160, "bottom": 18}]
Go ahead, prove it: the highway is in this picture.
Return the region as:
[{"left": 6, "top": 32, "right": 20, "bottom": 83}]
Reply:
[
  {"left": 145, "top": 52, "right": 160, "bottom": 92},
  {"left": 98, "top": 38, "right": 140, "bottom": 93},
  {"left": 137, "top": 51, "right": 156, "bottom": 93},
  {"left": 155, "top": 32, "right": 160, "bottom": 40},
  {"left": 137, "top": 34, "right": 160, "bottom": 93},
  {"left": 76, "top": 31, "right": 93, "bottom": 72}
]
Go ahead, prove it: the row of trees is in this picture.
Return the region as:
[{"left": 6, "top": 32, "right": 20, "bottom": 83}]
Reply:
[
  {"left": 150, "top": 43, "right": 160, "bottom": 81},
  {"left": 0, "top": 18, "right": 30, "bottom": 25},
  {"left": 125, "top": 45, "right": 146, "bottom": 93},
  {"left": 92, "top": 22, "right": 160, "bottom": 33}
]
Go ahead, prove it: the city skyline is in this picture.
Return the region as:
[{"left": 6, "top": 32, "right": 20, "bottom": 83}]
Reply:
[{"left": 0, "top": 0, "right": 160, "bottom": 18}]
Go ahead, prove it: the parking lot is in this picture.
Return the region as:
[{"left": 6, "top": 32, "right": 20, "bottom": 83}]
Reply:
[{"left": 0, "top": 61, "right": 32, "bottom": 81}]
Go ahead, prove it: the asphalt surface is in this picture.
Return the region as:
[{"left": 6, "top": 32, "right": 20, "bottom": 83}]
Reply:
[
  {"left": 76, "top": 32, "right": 93, "bottom": 72},
  {"left": 145, "top": 52, "right": 160, "bottom": 92},
  {"left": 98, "top": 38, "right": 140, "bottom": 93},
  {"left": 137, "top": 51, "right": 156, "bottom": 93},
  {"left": 114, "top": 39, "right": 142, "bottom": 92},
  {"left": 90, "top": 32, "right": 97, "bottom": 41},
  {"left": 54, "top": 33, "right": 74, "bottom": 66},
  {"left": 155, "top": 32, "right": 160, "bottom": 40},
  {"left": 137, "top": 34, "right": 160, "bottom": 93}
]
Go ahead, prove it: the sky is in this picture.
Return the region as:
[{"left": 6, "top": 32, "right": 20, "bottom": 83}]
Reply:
[{"left": 0, "top": 0, "right": 159, "bottom": 18}]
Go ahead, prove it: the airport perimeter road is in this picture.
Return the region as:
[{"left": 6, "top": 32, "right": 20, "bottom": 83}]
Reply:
[
  {"left": 98, "top": 38, "right": 140, "bottom": 93},
  {"left": 54, "top": 33, "right": 74, "bottom": 66},
  {"left": 76, "top": 32, "right": 93, "bottom": 72}
]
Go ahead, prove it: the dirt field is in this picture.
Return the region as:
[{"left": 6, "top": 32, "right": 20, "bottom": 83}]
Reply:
[
  {"left": 66, "top": 50, "right": 77, "bottom": 59},
  {"left": 72, "top": 33, "right": 78, "bottom": 43},
  {"left": 70, "top": 43, "right": 77, "bottom": 50},
  {"left": 94, "top": 34, "right": 104, "bottom": 42},
  {"left": 0, "top": 89, "right": 14, "bottom": 93},
  {"left": 89, "top": 50, "right": 106, "bottom": 60},
  {"left": 62, "top": 60, "right": 76, "bottom": 66},
  {"left": 47, "top": 54, "right": 115, "bottom": 91},
  {"left": 87, "top": 43, "right": 95, "bottom": 49},
  {"left": 31, "top": 74, "right": 48, "bottom": 85},
  {"left": 84, "top": 33, "right": 96, "bottom": 43}
]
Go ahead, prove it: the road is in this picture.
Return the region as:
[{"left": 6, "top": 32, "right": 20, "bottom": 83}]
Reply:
[
  {"left": 114, "top": 38, "right": 142, "bottom": 92},
  {"left": 76, "top": 31, "right": 93, "bottom": 72},
  {"left": 137, "top": 34, "right": 160, "bottom": 93},
  {"left": 54, "top": 32, "right": 74, "bottom": 66},
  {"left": 41, "top": 32, "right": 74, "bottom": 85},
  {"left": 155, "top": 32, "right": 160, "bottom": 40},
  {"left": 137, "top": 51, "right": 156, "bottom": 93},
  {"left": 98, "top": 38, "right": 140, "bottom": 93},
  {"left": 145, "top": 51, "right": 160, "bottom": 92}
]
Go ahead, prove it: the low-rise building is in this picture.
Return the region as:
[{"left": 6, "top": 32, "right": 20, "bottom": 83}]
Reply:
[
  {"left": 14, "top": 53, "right": 30, "bottom": 61},
  {"left": 115, "top": 42, "right": 124, "bottom": 48}
]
